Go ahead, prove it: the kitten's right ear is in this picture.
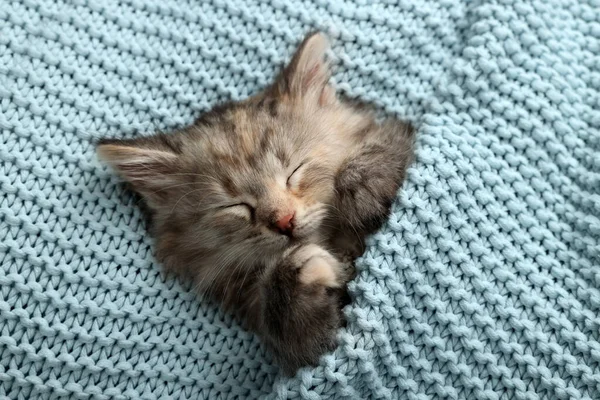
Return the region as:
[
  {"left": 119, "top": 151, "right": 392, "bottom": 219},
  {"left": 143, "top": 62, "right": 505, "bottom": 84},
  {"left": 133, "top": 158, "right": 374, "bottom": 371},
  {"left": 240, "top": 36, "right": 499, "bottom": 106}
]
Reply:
[
  {"left": 270, "top": 32, "right": 337, "bottom": 106},
  {"left": 97, "top": 136, "right": 181, "bottom": 208}
]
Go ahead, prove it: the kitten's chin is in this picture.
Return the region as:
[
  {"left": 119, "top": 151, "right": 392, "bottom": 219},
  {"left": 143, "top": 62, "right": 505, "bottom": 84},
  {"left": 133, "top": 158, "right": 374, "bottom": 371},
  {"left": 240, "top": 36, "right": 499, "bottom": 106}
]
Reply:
[
  {"left": 267, "top": 232, "right": 306, "bottom": 253},
  {"left": 265, "top": 234, "right": 293, "bottom": 252}
]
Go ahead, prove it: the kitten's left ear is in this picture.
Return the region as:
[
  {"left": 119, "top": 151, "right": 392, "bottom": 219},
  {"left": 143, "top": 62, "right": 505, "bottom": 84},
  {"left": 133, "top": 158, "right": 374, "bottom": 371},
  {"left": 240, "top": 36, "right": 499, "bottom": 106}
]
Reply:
[
  {"left": 271, "top": 32, "right": 337, "bottom": 106},
  {"left": 96, "top": 135, "right": 182, "bottom": 209}
]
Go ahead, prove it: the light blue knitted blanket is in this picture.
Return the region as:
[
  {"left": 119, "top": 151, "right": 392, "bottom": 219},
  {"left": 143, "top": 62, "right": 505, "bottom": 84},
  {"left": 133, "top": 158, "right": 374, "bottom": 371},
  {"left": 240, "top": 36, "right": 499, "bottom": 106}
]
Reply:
[{"left": 1, "top": 0, "right": 600, "bottom": 398}]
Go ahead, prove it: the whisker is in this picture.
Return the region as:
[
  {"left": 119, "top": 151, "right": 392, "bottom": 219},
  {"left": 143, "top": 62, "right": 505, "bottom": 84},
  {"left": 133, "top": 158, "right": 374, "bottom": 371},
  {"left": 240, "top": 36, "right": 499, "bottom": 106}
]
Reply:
[
  {"left": 170, "top": 188, "right": 207, "bottom": 214},
  {"left": 223, "top": 250, "right": 253, "bottom": 299},
  {"left": 322, "top": 203, "right": 363, "bottom": 244},
  {"left": 134, "top": 181, "right": 202, "bottom": 205},
  {"left": 194, "top": 250, "right": 236, "bottom": 295}
]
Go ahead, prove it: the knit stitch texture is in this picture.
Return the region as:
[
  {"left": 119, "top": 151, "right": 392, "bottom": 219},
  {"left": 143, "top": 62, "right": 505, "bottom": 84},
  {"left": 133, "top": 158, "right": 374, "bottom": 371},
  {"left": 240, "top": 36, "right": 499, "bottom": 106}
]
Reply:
[{"left": 1, "top": 0, "right": 600, "bottom": 399}]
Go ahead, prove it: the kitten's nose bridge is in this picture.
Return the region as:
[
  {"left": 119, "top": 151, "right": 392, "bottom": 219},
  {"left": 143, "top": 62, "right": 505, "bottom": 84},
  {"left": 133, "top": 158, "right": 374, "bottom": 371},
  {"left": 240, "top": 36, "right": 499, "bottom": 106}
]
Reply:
[{"left": 258, "top": 182, "right": 297, "bottom": 235}]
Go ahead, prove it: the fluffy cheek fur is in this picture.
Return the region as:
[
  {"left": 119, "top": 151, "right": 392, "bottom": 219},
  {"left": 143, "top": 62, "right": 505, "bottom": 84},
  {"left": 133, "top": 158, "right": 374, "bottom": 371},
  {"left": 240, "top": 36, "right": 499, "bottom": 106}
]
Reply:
[{"left": 154, "top": 214, "right": 283, "bottom": 295}]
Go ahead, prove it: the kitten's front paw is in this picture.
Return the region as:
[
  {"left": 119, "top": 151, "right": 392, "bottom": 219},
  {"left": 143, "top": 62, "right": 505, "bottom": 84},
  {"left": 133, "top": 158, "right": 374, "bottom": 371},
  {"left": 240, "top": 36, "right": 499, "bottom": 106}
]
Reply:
[{"left": 261, "top": 245, "right": 346, "bottom": 375}]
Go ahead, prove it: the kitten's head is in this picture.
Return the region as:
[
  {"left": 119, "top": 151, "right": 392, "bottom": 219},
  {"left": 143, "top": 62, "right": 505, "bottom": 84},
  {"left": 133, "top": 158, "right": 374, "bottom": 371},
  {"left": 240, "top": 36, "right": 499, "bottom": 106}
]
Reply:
[{"left": 97, "top": 33, "right": 368, "bottom": 280}]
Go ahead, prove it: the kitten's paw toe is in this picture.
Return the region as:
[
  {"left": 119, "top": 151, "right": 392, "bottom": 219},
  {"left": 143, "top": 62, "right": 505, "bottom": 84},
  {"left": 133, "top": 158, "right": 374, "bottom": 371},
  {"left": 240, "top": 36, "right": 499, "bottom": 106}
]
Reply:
[
  {"left": 300, "top": 257, "right": 338, "bottom": 287},
  {"left": 293, "top": 244, "right": 341, "bottom": 287}
]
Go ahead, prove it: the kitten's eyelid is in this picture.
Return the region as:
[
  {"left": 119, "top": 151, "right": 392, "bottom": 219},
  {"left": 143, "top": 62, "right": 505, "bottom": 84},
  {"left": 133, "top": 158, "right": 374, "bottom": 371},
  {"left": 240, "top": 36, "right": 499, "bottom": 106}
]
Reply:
[
  {"left": 286, "top": 162, "right": 305, "bottom": 187},
  {"left": 218, "top": 202, "right": 256, "bottom": 221},
  {"left": 221, "top": 202, "right": 254, "bottom": 210},
  {"left": 291, "top": 163, "right": 304, "bottom": 175}
]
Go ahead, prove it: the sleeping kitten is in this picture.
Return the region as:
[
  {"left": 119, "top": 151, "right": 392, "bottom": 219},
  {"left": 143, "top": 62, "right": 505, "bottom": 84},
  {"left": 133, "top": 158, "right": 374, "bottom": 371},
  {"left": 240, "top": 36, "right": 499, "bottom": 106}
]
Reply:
[{"left": 97, "top": 32, "right": 414, "bottom": 375}]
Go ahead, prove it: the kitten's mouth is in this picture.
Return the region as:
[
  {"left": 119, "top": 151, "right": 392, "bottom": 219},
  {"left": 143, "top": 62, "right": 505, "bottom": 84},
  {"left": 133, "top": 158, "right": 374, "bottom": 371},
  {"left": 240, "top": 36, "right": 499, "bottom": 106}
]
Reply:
[
  {"left": 287, "top": 234, "right": 301, "bottom": 245},
  {"left": 286, "top": 222, "right": 318, "bottom": 244},
  {"left": 269, "top": 206, "right": 326, "bottom": 249},
  {"left": 278, "top": 231, "right": 297, "bottom": 243}
]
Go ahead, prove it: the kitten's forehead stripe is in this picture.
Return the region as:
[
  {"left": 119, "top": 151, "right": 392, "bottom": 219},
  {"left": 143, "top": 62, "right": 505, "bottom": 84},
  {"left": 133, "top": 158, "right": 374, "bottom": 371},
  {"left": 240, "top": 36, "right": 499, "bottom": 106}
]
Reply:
[
  {"left": 260, "top": 127, "right": 274, "bottom": 149},
  {"left": 194, "top": 101, "right": 237, "bottom": 129},
  {"left": 255, "top": 127, "right": 275, "bottom": 163},
  {"left": 216, "top": 152, "right": 241, "bottom": 168},
  {"left": 248, "top": 182, "right": 266, "bottom": 198},
  {"left": 275, "top": 146, "right": 288, "bottom": 165},
  {"left": 257, "top": 97, "right": 278, "bottom": 116}
]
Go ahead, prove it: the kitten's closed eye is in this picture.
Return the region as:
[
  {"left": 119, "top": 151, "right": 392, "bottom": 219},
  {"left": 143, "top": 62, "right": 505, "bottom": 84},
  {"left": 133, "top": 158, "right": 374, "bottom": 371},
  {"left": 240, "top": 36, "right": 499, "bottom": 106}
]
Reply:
[
  {"left": 220, "top": 203, "right": 255, "bottom": 220},
  {"left": 287, "top": 163, "right": 305, "bottom": 190}
]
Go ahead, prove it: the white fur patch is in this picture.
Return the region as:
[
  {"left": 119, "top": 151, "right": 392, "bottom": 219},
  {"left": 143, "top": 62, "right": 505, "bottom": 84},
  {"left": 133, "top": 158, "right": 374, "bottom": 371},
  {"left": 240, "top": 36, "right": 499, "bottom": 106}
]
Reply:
[
  {"left": 222, "top": 204, "right": 252, "bottom": 221},
  {"left": 295, "top": 244, "right": 340, "bottom": 287}
]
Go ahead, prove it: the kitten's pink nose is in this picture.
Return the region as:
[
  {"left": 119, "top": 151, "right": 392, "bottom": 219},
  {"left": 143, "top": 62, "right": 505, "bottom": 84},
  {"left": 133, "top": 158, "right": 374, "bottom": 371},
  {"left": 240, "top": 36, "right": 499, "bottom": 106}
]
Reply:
[{"left": 273, "top": 212, "right": 295, "bottom": 236}]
